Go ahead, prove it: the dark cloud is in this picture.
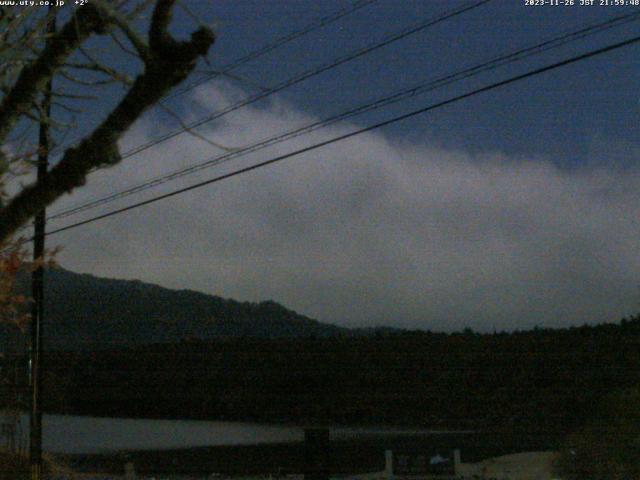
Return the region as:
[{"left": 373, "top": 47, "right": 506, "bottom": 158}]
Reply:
[{"left": 49, "top": 84, "right": 640, "bottom": 332}]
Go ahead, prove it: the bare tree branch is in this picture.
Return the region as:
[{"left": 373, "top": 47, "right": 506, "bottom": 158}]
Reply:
[
  {"left": 51, "top": 100, "right": 84, "bottom": 115},
  {"left": 0, "top": 5, "right": 111, "bottom": 144},
  {"left": 109, "top": 31, "right": 141, "bottom": 59},
  {"left": 71, "top": 47, "right": 134, "bottom": 84},
  {"left": 92, "top": 0, "right": 151, "bottom": 62},
  {"left": 58, "top": 70, "right": 119, "bottom": 87},
  {"left": 157, "top": 101, "right": 236, "bottom": 152},
  {"left": 51, "top": 91, "right": 98, "bottom": 101},
  {"left": 0, "top": 1, "right": 215, "bottom": 242},
  {"left": 125, "top": 0, "right": 157, "bottom": 19}
]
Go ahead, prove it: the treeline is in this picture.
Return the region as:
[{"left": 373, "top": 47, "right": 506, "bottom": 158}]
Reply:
[{"left": 23, "top": 314, "right": 639, "bottom": 436}]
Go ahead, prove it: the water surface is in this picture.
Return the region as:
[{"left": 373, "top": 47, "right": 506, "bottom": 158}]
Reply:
[{"left": 8, "top": 414, "right": 441, "bottom": 454}]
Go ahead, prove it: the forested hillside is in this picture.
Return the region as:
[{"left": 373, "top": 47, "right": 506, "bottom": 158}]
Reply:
[
  {"left": 5, "top": 268, "right": 347, "bottom": 351},
  {"left": 2, "top": 267, "right": 638, "bottom": 439},
  {"left": 35, "top": 315, "right": 640, "bottom": 437}
]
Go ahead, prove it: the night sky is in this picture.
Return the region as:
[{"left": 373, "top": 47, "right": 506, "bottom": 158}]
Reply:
[{"left": 29, "top": 0, "right": 640, "bottom": 331}]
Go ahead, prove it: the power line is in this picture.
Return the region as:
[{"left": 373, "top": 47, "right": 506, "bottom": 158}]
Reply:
[
  {"left": 48, "top": 0, "right": 379, "bottom": 156},
  {"left": 46, "top": 9, "right": 640, "bottom": 222},
  {"left": 46, "top": 0, "right": 492, "bottom": 220},
  {"left": 42, "top": 33, "right": 640, "bottom": 239},
  {"left": 37, "top": 0, "right": 492, "bottom": 228},
  {"left": 111, "top": 0, "right": 493, "bottom": 161},
  {"left": 167, "top": 0, "right": 380, "bottom": 100}
]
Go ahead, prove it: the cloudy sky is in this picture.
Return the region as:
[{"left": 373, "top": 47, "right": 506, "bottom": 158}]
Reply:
[{"left": 32, "top": 0, "right": 640, "bottom": 331}]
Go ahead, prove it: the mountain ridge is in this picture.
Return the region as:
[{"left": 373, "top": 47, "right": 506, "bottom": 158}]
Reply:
[{"left": 9, "top": 266, "right": 351, "bottom": 350}]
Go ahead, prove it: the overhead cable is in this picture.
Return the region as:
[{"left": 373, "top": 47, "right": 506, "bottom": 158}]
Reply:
[
  {"left": 47, "top": 9, "right": 640, "bottom": 222},
  {"left": 113, "top": 0, "right": 493, "bottom": 161},
  {"left": 41, "top": 33, "right": 640, "bottom": 238}
]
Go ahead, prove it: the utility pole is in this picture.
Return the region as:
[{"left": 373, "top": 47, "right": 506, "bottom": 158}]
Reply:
[{"left": 30, "top": 6, "right": 55, "bottom": 480}]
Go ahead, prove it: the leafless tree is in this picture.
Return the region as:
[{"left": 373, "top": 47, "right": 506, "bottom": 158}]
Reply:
[{"left": 0, "top": 0, "right": 216, "bottom": 243}]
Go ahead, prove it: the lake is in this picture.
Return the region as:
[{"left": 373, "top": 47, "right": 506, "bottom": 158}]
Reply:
[{"left": 9, "top": 414, "right": 438, "bottom": 454}]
